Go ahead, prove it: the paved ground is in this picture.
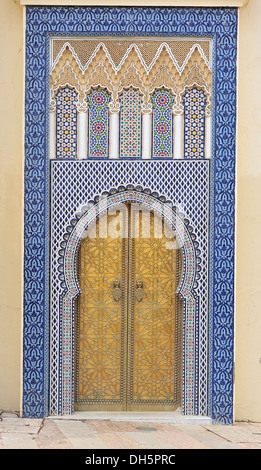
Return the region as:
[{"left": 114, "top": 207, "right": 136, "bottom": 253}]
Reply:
[{"left": 1, "top": 411, "right": 261, "bottom": 450}]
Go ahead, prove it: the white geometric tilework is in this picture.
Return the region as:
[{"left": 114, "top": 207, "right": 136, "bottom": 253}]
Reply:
[{"left": 50, "top": 159, "right": 209, "bottom": 416}]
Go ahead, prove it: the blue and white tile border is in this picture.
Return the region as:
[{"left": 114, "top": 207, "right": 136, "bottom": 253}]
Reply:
[{"left": 23, "top": 6, "right": 237, "bottom": 423}]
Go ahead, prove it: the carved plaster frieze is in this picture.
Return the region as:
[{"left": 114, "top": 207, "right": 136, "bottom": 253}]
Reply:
[{"left": 50, "top": 39, "right": 212, "bottom": 108}]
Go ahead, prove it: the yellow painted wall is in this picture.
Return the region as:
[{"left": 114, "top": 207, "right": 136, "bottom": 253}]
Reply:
[
  {"left": 20, "top": 0, "right": 247, "bottom": 6},
  {"left": 0, "top": 0, "right": 260, "bottom": 421},
  {"left": 235, "top": 0, "right": 261, "bottom": 422},
  {"left": 0, "top": 0, "right": 23, "bottom": 412}
]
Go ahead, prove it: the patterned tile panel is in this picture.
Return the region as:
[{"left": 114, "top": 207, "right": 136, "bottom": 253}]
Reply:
[
  {"left": 87, "top": 87, "right": 110, "bottom": 158},
  {"left": 183, "top": 88, "right": 207, "bottom": 159},
  {"left": 119, "top": 88, "right": 142, "bottom": 158},
  {"left": 23, "top": 6, "right": 237, "bottom": 423},
  {"left": 151, "top": 88, "right": 174, "bottom": 158},
  {"left": 50, "top": 159, "right": 209, "bottom": 416},
  {"left": 55, "top": 86, "right": 78, "bottom": 159}
]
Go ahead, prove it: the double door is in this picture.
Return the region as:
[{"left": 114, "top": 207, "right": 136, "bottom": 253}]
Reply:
[{"left": 75, "top": 203, "right": 181, "bottom": 411}]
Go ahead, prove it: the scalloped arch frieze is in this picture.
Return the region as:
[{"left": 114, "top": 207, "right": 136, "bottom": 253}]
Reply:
[{"left": 49, "top": 37, "right": 212, "bottom": 112}]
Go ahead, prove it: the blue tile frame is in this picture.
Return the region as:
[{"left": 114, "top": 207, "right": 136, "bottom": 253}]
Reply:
[{"left": 23, "top": 6, "right": 237, "bottom": 423}]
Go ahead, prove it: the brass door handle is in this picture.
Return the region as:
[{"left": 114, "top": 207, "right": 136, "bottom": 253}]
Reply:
[
  {"left": 112, "top": 279, "right": 121, "bottom": 301},
  {"left": 135, "top": 280, "right": 144, "bottom": 302}
]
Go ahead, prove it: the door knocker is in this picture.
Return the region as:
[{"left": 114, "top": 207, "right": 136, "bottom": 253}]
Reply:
[
  {"left": 135, "top": 280, "right": 144, "bottom": 302},
  {"left": 112, "top": 279, "right": 122, "bottom": 301}
]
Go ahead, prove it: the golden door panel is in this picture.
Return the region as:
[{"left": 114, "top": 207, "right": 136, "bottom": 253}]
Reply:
[
  {"left": 75, "top": 205, "right": 181, "bottom": 411},
  {"left": 75, "top": 211, "right": 128, "bottom": 410},
  {"left": 128, "top": 210, "right": 178, "bottom": 410}
]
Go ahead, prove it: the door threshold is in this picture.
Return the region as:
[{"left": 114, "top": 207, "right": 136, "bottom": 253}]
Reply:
[{"left": 47, "top": 410, "right": 212, "bottom": 425}]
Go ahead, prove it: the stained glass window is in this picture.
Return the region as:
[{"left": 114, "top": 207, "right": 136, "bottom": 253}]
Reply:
[
  {"left": 55, "top": 86, "right": 77, "bottom": 159},
  {"left": 119, "top": 87, "right": 142, "bottom": 158},
  {"left": 151, "top": 88, "right": 174, "bottom": 158},
  {"left": 183, "top": 87, "right": 207, "bottom": 159},
  {"left": 87, "top": 87, "right": 110, "bottom": 158}
]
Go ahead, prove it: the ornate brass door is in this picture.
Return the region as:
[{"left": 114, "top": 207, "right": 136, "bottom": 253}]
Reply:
[{"left": 74, "top": 204, "right": 181, "bottom": 411}]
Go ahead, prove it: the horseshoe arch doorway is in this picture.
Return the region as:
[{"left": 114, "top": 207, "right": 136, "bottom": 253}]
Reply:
[{"left": 74, "top": 202, "right": 183, "bottom": 411}]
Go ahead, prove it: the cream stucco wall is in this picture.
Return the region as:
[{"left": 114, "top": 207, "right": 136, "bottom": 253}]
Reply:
[
  {"left": 0, "top": 0, "right": 24, "bottom": 412},
  {"left": 235, "top": 0, "right": 261, "bottom": 422},
  {"left": 0, "top": 0, "right": 260, "bottom": 421}
]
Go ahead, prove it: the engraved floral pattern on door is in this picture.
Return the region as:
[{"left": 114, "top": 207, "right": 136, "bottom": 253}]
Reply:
[
  {"left": 75, "top": 205, "right": 180, "bottom": 410},
  {"left": 128, "top": 210, "right": 179, "bottom": 409},
  {"left": 76, "top": 211, "right": 128, "bottom": 409}
]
